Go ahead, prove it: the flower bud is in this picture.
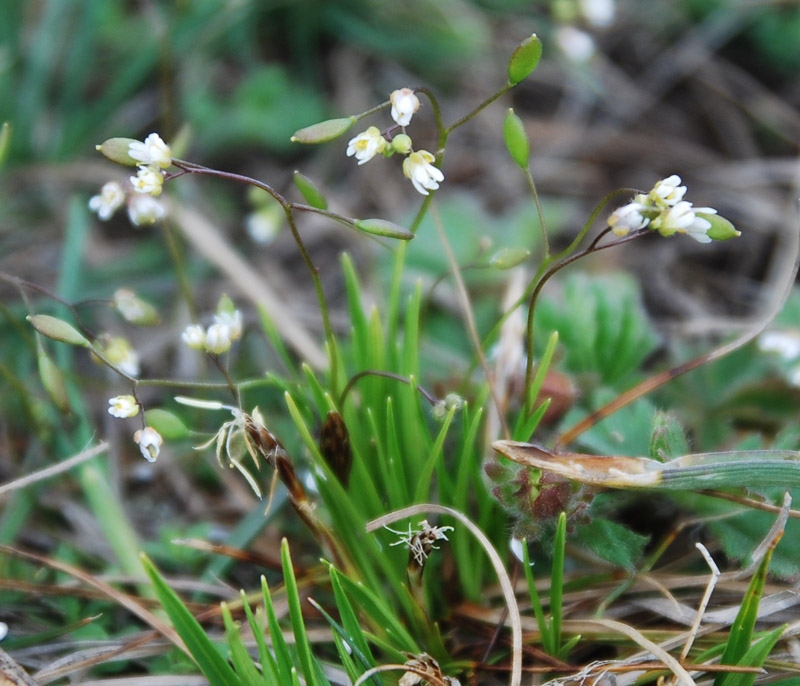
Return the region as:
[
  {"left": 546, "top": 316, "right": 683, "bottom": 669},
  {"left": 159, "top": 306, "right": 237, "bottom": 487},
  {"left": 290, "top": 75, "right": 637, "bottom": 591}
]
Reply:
[
  {"left": 508, "top": 34, "right": 543, "bottom": 86},
  {"left": 28, "top": 314, "right": 90, "bottom": 347},
  {"left": 96, "top": 137, "right": 140, "bottom": 166},
  {"left": 391, "top": 133, "right": 413, "bottom": 155},
  {"left": 503, "top": 108, "right": 530, "bottom": 169},
  {"left": 291, "top": 117, "right": 356, "bottom": 144},
  {"left": 293, "top": 171, "right": 328, "bottom": 210}
]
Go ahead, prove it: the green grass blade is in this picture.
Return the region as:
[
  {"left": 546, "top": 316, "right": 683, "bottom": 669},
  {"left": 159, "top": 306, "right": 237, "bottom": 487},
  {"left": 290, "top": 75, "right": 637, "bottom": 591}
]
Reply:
[
  {"left": 723, "top": 625, "right": 786, "bottom": 686},
  {"left": 222, "top": 602, "right": 267, "bottom": 686},
  {"left": 141, "top": 554, "right": 244, "bottom": 686},
  {"left": 261, "top": 575, "right": 294, "bottom": 685},
  {"left": 330, "top": 567, "right": 375, "bottom": 666},
  {"left": 241, "top": 590, "right": 281, "bottom": 684},
  {"left": 281, "top": 538, "right": 323, "bottom": 686},
  {"left": 715, "top": 537, "right": 776, "bottom": 686},
  {"left": 551, "top": 511, "right": 567, "bottom": 658},
  {"left": 522, "top": 538, "right": 552, "bottom": 654}
]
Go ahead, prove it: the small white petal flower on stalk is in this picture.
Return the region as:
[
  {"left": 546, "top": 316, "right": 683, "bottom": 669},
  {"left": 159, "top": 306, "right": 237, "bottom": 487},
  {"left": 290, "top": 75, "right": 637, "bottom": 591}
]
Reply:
[
  {"left": 649, "top": 174, "right": 686, "bottom": 208},
  {"left": 214, "top": 310, "right": 243, "bottom": 341},
  {"left": 346, "top": 126, "right": 387, "bottom": 165},
  {"left": 182, "top": 324, "right": 206, "bottom": 349},
  {"left": 130, "top": 165, "right": 164, "bottom": 196},
  {"left": 204, "top": 322, "right": 232, "bottom": 354},
  {"left": 390, "top": 88, "right": 420, "bottom": 127},
  {"left": 128, "top": 133, "right": 172, "bottom": 169},
  {"left": 607, "top": 202, "right": 649, "bottom": 236},
  {"left": 89, "top": 181, "right": 125, "bottom": 220},
  {"left": 108, "top": 395, "right": 139, "bottom": 418},
  {"left": 134, "top": 426, "right": 163, "bottom": 462},
  {"left": 127, "top": 194, "right": 166, "bottom": 226},
  {"left": 402, "top": 150, "right": 444, "bottom": 196},
  {"left": 653, "top": 201, "right": 714, "bottom": 242},
  {"left": 758, "top": 331, "right": 800, "bottom": 361}
]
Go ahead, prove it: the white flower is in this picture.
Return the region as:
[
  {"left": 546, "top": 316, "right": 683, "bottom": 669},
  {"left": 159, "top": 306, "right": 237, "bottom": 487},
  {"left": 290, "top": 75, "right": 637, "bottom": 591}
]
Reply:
[
  {"left": 555, "top": 26, "right": 595, "bottom": 62},
  {"left": 580, "top": 0, "right": 615, "bottom": 26},
  {"left": 128, "top": 133, "right": 172, "bottom": 169},
  {"left": 214, "top": 310, "right": 243, "bottom": 341},
  {"left": 402, "top": 150, "right": 444, "bottom": 195},
  {"left": 758, "top": 331, "right": 800, "bottom": 360},
  {"left": 108, "top": 395, "right": 139, "bottom": 418},
  {"left": 346, "top": 126, "right": 387, "bottom": 165},
  {"left": 130, "top": 165, "right": 164, "bottom": 196},
  {"left": 204, "top": 322, "right": 232, "bottom": 354},
  {"left": 182, "top": 324, "right": 206, "bottom": 349},
  {"left": 246, "top": 207, "right": 281, "bottom": 244},
  {"left": 127, "top": 194, "right": 166, "bottom": 226},
  {"left": 134, "top": 426, "right": 163, "bottom": 462},
  {"left": 653, "top": 201, "right": 715, "bottom": 242},
  {"left": 607, "top": 202, "right": 649, "bottom": 236},
  {"left": 390, "top": 88, "right": 420, "bottom": 127},
  {"left": 649, "top": 174, "right": 687, "bottom": 208},
  {"left": 89, "top": 181, "right": 125, "bottom": 220}
]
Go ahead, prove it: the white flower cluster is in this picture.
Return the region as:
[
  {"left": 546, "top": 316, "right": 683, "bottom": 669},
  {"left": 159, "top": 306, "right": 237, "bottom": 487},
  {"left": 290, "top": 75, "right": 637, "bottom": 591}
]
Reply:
[
  {"left": 182, "top": 301, "right": 243, "bottom": 355},
  {"left": 607, "top": 175, "right": 719, "bottom": 243},
  {"left": 88, "top": 133, "right": 170, "bottom": 227},
  {"left": 345, "top": 88, "right": 444, "bottom": 196}
]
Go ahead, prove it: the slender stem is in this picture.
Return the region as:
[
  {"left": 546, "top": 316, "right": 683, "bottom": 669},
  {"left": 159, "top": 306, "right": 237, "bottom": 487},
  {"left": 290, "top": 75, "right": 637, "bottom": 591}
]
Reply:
[
  {"left": 135, "top": 378, "right": 231, "bottom": 390},
  {"left": 522, "top": 229, "right": 650, "bottom": 415},
  {"left": 523, "top": 167, "right": 549, "bottom": 257},
  {"left": 170, "top": 159, "right": 338, "bottom": 393},
  {"left": 445, "top": 84, "right": 513, "bottom": 134},
  {"left": 209, "top": 353, "right": 240, "bottom": 406},
  {"left": 431, "top": 202, "right": 510, "bottom": 439},
  {"left": 161, "top": 219, "right": 197, "bottom": 320},
  {"left": 339, "top": 370, "right": 439, "bottom": 409}
]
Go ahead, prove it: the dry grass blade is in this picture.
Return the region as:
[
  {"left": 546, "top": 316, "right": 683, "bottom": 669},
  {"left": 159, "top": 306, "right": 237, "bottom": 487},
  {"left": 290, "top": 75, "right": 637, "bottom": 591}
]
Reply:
[
  {"left": 0, "top": 442, "right": 108, "bottom": 498},
  {"left": 0, "top": 545, "right": 186, "bottom": 655},
  {"left": 0, "top": 647, "right": 37, "bottom": 686},
  {"left": 560, "top": 618, "right": 696, "bottom": 686}
]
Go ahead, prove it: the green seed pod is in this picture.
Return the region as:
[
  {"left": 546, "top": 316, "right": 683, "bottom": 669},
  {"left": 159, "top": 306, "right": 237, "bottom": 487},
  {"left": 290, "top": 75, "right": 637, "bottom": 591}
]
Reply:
[
  {"left": 702, "top": 213, "right": 741, "bottom": 241},
  {"left": 0, "top": 122, "right": 11, "bottom": 171},
  {"left": 293, "top": 171, "right": 328, "bottom": 210},
  {"left": 503, "top": 108, "right": 530, "bottom": 169},
  {"left": 291, "top": 117, "right": 356, "bottom": 144},
  {"left": 353, "top": 218, "right": 414, "bottom": 241},
  {"left": 508, "top": 34, "right": 543, "bottom": 86},
  {"left": 490, "top": 246, "right": 530, "bottom": 269},
  {"left": 38, "top": 348, "right": 71, "bottom": 413},
  {"left": 27, "top": 314, "right": 90, "bottom": 347},
  {"left": 96, "top": 137, "right": 139, "bottom": 166}
]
